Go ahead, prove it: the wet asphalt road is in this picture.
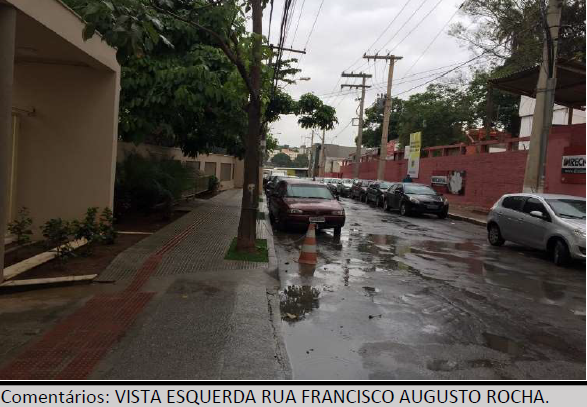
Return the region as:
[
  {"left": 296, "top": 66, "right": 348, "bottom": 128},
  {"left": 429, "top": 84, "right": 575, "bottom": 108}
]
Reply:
[{"left": 273, "top": 197, "right": 586, "bottom": 380}]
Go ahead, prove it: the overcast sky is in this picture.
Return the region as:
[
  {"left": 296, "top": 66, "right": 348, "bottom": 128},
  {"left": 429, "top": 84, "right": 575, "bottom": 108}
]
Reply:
[{"left": 262, "top": 0, "right": 475, "bottom": 148}]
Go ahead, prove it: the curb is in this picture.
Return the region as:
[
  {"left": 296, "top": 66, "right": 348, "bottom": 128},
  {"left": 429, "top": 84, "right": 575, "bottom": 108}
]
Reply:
[
  {"left": 448, "top": 212, "right": 487, "bottom": 227},
  {"left": 259, "top": 195, "right": 293, "bottom": 380}
]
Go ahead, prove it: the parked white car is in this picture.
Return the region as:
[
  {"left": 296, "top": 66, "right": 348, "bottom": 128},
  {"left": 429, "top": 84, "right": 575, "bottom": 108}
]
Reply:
[{"left": 486, "top": 193, "right": 586, "bottom": 266}]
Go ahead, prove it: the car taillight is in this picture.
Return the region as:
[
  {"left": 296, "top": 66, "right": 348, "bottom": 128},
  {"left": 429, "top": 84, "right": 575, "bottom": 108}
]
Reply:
[{"left": 331, "top": 210, "right": 344, "bottom": 215}]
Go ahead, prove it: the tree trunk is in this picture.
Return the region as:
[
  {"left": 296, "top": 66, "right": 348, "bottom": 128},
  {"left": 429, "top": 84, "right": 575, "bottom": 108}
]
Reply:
[{"left": 236, "top": 0, "right": 262, "bottom": 252}]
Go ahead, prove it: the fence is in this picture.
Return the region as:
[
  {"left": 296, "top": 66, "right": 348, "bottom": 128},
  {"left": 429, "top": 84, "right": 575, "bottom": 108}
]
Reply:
[
  {"left": 181, "top": 175, "right": 213, "bottom": 200},
  {"left": 340, "top": 124, "right": 586, "bottom": 209}
]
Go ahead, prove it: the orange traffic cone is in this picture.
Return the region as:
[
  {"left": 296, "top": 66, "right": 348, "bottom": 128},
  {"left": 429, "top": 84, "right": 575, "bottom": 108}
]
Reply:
[{"left": 299, "top": 223, "right": 318, "bottom": 265}]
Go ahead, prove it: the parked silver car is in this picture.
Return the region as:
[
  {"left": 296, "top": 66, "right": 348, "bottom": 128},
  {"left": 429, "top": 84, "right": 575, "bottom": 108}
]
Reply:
[{"left": 487, "top": 193, "right": 586, "bottom": 266}]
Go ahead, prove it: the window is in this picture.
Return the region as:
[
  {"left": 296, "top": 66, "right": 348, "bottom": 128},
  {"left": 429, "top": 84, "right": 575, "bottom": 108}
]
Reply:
[
  {"left": 502, "top": 196, "right": 526, "bottom": 211},
  {"left": 286, "top": 185, "right": 334, "bottom": 199},
  {"left": 220, "top": 163, "right": 232, "bottom": 181},
  {"left": 404, "top": 185, "right": 436, "bottom": 195},
  {"left": 204, "top": 162, "right": 217, "bottom": 176},
  {"left": 522, "top": 197, "right": 547, "bottom": 215},
  {"left": 546, "top": 199, "right": 586, "bottom": 219}
]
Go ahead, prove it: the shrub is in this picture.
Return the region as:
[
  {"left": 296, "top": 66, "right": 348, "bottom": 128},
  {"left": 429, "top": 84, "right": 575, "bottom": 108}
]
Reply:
[
  {"left": 209, "top": 175, "right": 220, "bottom": 192},
  {"left": 7, "top": 207, "right": 33, "bottom": 246},
  {"left": 42, "top": 218, "right": 74, "bottom": 264},
  {"left": 114, "top": 153, "right": 194, "bottom": 218},
  {"left": 98, "top": 207, "right": 117, "bottom": 245},
  {"left": 72, "top": 207, "right": 99, "bottom": 255}
]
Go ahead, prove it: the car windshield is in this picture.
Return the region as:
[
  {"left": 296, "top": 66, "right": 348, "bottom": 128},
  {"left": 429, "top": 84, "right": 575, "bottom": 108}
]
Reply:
[
  {"left": 380, "top": 182, "right": 392, "bottom": 189},
  {"left": 546, "top": 199, "right": 586, "bottom": 219},
  {"left": 404, "top": 185, "right": 436, "bottom": 195},
  {"left": 287, "top": 185, "right": 334, "bottom": 199}
]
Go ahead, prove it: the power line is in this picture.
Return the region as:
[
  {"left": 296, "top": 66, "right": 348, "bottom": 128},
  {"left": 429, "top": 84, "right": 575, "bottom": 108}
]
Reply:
[
  {"left": 303, "top": 0, "right": 325, "bottom": 51},
  {"left": 374, "top": 0, "right": 431, "bottom": 55},
  {"left": 388, "top": 0, "right": 446, "bottom": 53},
  {"left": 402, "top": 1, "right": 465, "bottom": 77},
  {"left": 365, "top": 0, "right": 412, "bottom": 54},
  {"left": 289, "top": 0, "right": 306, "bottom": 48}
]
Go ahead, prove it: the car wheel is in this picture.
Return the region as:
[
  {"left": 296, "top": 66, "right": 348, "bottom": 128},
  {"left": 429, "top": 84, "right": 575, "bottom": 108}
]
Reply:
[
  {"left": 437, "top": 209, "right": 448, "bottom": 219},
  {"left": 383, "top": 199, "right": 389, "bottom": 211},
  {"left": 334, "top": 227, "right": 342, "bottom": 235},
  {"left": 362, "top": 194, "right": 367, "bottom": 203},
  {"left": 400, "top": 202, "right": 409, "bottom": 216},
  {"left": 269, "top": 212, "right": 275, "bottom": 224},
  {"left": 487, "top": 223, "right": 505, "bottom": 246},
  {"left": 377, "top": 196, "right": 383, "bottom": 207},
  {"left": 553, "top": 239, "right": 571, "bottom": 267}
]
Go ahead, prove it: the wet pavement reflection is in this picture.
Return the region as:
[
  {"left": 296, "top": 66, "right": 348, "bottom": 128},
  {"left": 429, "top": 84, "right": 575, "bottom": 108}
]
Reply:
[{"left": 274, "top": 198, "right": 586, "bottom": 379}]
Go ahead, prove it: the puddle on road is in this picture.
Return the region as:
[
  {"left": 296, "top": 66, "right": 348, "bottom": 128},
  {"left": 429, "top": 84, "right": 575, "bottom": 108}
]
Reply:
[{"left": 280, "top": 285, "right": 321, "bottom": 322}]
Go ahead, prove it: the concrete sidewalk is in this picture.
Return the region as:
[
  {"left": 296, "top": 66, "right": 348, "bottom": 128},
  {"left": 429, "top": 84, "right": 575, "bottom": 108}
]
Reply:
[
  {"left": 0, "top": 189, "right": 290, "bottom": 380},
  {"left": 449, "top": 204, "right": 489, "bottom": 226}
]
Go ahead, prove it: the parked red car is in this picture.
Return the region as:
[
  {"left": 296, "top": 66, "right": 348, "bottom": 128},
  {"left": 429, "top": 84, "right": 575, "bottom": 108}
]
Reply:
[{"left": 268, "top": 178, "right": 345, "bottom": 233}]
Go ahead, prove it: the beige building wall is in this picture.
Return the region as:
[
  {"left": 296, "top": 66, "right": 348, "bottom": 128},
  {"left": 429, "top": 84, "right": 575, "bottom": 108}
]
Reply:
[
  {"left": 6, "top": 0, "right": 120, "bottom": 238},
  {"left": 118, "top": 142, "right": 244, "bottom": 191}
]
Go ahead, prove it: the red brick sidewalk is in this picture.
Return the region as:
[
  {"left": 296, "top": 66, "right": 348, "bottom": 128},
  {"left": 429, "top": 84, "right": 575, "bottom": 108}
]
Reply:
[{"left": 0, "top": 216, "right": 200, "bottom": 380}]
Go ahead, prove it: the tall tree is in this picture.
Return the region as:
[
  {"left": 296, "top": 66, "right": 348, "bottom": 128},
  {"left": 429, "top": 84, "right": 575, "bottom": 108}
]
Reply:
[
  {"left": 292, "top": 154, "right": 309, "bottom": 168},
  {"left": 296, "top": 94, "right": 338, "bottom": 176},
  {"left": 270, "top": 152, "right": 292, "bottom": 167},
  {"left": 450, "top": 0, "right": 585, "bottom": 74},
  {"left": 397, "top": 84, "right": 472, "bottom": 148},
  {"left": 361, "top": 97, "right": 403, "bottom": 148},
  {"left": 69, "top": 0, "right": 273, "bottom": 252}
]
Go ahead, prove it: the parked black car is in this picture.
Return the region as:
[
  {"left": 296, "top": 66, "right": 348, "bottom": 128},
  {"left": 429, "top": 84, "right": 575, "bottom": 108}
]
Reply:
[
  {"left": 351, "top": 180, "right": 372, "bottom": 202},
  {"left": 383, "top": 183, "right": 449, "bottom": 218},
  {"left": 366, "top": 181, "right": 396, "bottom": 207}
]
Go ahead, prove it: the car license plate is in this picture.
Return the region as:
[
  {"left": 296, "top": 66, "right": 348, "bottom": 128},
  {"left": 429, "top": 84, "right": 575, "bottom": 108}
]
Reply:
[
  {"left": 426, "top": 204, "right": 438, "bottom": 209},
  {"left": 309, "top": 217, "right": 326, "bottom": 223}
]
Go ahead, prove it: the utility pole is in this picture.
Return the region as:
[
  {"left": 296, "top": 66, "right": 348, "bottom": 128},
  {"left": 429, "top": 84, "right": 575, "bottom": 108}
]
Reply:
[
  {"left": 0, "top": 5, "right": 16, "bottom": 283},
  {"left": 523, "top": 0, "right": 564, "bottom": 192},
  {"left": 319, "top": 129, "right": 326, "bottom": 177},
  {"left": 364, "top": 54, "right": 402, "bottom": 180},
  {"left": 341, "top": 72, "right": 372, "bottom": 178},
  {"left": 309, "top": 129, "right": 315, "bottom": 178}
]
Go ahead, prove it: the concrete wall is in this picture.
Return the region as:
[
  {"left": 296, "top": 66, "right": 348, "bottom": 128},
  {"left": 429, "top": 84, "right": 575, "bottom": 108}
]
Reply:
[
  {"left": 117, "top": 142, "right": 244, "bottom": 190},
  {"left": 341, "top": 124, "right": 586, "bottom": 209},
  {"left": 12, "top": 64, "right": 119, "bottom": 236}
]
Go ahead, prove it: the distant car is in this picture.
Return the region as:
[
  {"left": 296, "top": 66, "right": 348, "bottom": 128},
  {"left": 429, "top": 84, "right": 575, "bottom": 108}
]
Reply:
[
  {"left": 351, "top": 180, "right": 371, "bottom": 202},
  {"left": 486, "top": 193, "right": 586, "bottom": 266},
  {"left": 323, "top": 178, "right": 340, "bottom": 196},
  {"left": 383, "top": 183, "right": 449, "bottom": 218},
  {"left": 337, "top": 178, "right": 354, "bottom": 197},
  {"left": 268, "top": 178, "right": 345, "bottom": 233},
  {"left": 366, "top": 181, "right": 396, "bottom": 207}
]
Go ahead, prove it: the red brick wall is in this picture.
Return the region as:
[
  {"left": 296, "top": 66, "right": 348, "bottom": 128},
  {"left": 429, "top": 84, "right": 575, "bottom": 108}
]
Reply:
[{"left": 340, "top": 124, "right": 586, "bottom": 209}]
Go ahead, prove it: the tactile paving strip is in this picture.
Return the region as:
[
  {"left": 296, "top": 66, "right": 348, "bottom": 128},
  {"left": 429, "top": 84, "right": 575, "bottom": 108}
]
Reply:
[
  {"left": 0, "top": 190, "right": 270, "bottom": 379},
  {"left": 0, "top": 291, "right": 154, "bottom": 380}
]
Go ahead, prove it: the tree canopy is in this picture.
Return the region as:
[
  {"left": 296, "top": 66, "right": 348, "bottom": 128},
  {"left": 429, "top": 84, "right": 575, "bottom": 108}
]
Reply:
[
  {"left": 450, "top": 0, "right": 585, "bottom": 75},
  {"left": 270, "top": 152, "right": 292, "bottom": 167}
]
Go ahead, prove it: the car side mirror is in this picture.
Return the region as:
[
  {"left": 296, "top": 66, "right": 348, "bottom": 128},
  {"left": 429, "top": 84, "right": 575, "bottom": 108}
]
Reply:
[{"left": 530, "top": 210, "right": 546, "bottom": 219}]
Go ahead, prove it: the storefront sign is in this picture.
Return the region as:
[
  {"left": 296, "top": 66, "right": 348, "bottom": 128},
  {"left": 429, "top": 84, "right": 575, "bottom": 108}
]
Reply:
[
  {"left": 431, "top": 175, "right": 448, "bottom": 185},
  {"left": 407, "top": 132, "right": 421, "bottom": 178},
  {"left": 561, "top": 155, "right": 586, "bottom": 174}
]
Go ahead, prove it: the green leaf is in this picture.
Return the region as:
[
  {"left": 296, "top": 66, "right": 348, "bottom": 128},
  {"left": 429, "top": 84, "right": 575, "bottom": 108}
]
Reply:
[{"left": 83, "top": 24, "right": 96, "bottom": 41}]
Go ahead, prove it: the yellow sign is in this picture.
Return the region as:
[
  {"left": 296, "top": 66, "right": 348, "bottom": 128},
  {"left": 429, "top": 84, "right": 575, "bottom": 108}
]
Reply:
[{"left": 408, "top": 132, "right": 421, "bottom": 178}]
